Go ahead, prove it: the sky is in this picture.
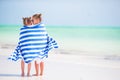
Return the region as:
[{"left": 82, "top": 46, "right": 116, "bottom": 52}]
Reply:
[{"left": 0, "top": 0, "right": 120, "bottom": 26}]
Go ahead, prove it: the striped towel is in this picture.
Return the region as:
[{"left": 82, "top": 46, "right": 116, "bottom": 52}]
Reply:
[{"left": 8, "top": 23, "right": 58, "bottom": 63}]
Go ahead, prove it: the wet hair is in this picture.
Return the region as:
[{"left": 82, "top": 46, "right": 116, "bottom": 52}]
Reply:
[
  {"left": 32, "top": 13, "right": 42, "bottom": 21},
  {"left": 22, "top": 17, "right": 32, "bottom": 26}
]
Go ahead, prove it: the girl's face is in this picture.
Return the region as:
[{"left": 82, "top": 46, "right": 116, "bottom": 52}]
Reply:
[{"left": 32, "top": 17, "right": 40, "bottom": 25}]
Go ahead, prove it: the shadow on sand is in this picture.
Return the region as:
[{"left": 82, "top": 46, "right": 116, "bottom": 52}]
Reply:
[
  {"left": 0, "top": 74, "right": 21, "bottom": 77},
  {"left": 0, "top": 74, "right": 43, "bottom": 80}
]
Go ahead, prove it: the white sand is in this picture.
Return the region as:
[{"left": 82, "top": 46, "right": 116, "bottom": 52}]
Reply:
[{"left": 0, "top": 48, "right": 120, "bottom": 80}]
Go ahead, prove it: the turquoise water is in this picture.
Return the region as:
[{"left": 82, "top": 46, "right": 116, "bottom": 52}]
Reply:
[{"left": 0, "top": 25, "right": 120, "bottom": 55}]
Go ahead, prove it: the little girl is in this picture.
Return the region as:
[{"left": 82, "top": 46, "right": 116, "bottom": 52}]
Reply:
[
  {"left": 8, "top": 17, "right": 33, "bottom": 76},
  {"left": 21, "top": 17, "right": 32, "bottom": 76},
  {"left": 32, "top": 14, "right": 45, "bottom": 76},
  {"left": 32, "top": 13, "right": 58, "bottom": 76}
]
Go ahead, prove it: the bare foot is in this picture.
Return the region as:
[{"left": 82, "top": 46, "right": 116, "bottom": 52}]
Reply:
[
  {"left": 21, "top": 73, "right": 25, "bottom": 77},
  {"left": 33, "top": 74, "right": 39, "bottom": 76},
  {"left": 27, "top": 73, "right": 30, "bottom": 77},
  {"left": 40, "top": 73, "right": 43, "bottom": 76}
]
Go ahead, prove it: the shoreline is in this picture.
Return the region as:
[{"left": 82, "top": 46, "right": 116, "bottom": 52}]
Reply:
[{"left": 0, "top": 42, "right": 120, "bottom": 57}]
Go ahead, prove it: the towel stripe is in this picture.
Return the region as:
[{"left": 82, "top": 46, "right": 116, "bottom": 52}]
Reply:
[
  {"left": 20, "top": 38, "right": 47, "bottom": 43},
  {"left": 20, "top": 30, "right": 46, "bottom": 35},
  {"left": 8, "top": 23, "right": 58, "bottom": 63}
]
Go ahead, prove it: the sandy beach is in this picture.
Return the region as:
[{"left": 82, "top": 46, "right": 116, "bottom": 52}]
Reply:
[
  {"left": 0, "top": 44, "right": 120, "bottom": 80},
  {"left": 0, "top": 0, "right": 120, "bottom": 79}
]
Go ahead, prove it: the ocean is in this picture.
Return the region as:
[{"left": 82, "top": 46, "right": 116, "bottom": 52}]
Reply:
[{"left": 0, "top": 25, "right": 120, "bottom": 55}]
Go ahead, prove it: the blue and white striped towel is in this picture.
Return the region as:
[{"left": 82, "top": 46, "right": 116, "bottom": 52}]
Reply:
[{"left": 8, "top": 23, "right": 58, "bottom": 63}]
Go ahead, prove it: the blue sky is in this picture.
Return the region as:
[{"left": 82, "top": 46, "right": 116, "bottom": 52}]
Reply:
[{"left": 0, "top": 0, "right": 120, "bottom": 26}]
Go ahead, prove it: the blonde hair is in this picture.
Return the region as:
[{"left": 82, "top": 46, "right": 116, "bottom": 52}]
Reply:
[{"left": 32, "top": 13, "right": 42, "bottom": 21}]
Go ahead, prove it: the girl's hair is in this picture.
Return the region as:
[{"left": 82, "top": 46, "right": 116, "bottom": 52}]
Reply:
[
  {"left": 23, "top": 17, "right": 32, "bottom": 26},
  {"left": 32, "top": 13, "right": 42, "bottom": 20}
]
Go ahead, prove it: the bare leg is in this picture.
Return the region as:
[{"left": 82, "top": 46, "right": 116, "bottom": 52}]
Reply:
[
  {"left": 40, "top": 61, "right": 44, "bottom": 76},
  {"left": 27, "top": 63, "right": 31, "bottom": 76},
  {"left": 33, "top": 61, "right": 39, "bottom": 76},
  {"left": 21, "top": 60, "right": 25, "bottom": 76}
]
